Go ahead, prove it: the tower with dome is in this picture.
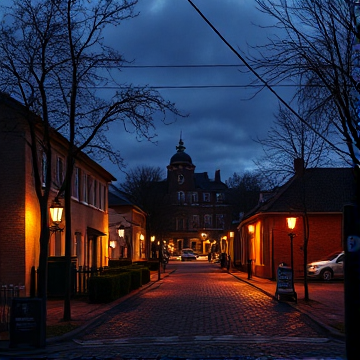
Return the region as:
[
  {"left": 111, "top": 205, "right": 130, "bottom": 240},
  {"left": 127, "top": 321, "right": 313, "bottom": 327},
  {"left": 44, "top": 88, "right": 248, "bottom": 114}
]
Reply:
[{"left": 160, "top": 136, "right": 235, "bottom": 258}]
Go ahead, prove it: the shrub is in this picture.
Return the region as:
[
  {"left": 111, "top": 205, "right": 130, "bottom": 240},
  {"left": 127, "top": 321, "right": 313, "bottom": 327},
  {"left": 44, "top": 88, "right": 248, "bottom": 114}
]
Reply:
[{"left": 88, "top": 272, "right": 131, "bottom": 303}]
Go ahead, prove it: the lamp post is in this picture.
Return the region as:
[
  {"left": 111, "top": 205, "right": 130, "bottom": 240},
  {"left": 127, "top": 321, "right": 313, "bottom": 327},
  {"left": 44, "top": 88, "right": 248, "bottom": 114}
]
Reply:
[
  {"left": 247, "top": 225, "right": 254, "bottom": 279},
  {"left": 286, "top": 217, "right": 297, "bottom": 300},
  {"left": 286, "top": 217, "right": 297, "bottom": 271}
]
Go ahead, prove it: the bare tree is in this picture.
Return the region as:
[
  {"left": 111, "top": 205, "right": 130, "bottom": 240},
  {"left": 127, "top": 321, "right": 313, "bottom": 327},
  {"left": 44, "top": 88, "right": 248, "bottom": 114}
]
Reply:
[
  {"left": 249, "top": 0, "right": 357, "bottom": 169},
  {"left": 225, "top": 171, "right": 262, "bottom": 218},
  {"left": 254, "top": 104, "right": 346, "bottom": 187},
  {"left": 120, "top": 166, "right": 172, "bottom": 243},
  {"left": 0, "top": 0, "right": 182, "bottom": 328}
]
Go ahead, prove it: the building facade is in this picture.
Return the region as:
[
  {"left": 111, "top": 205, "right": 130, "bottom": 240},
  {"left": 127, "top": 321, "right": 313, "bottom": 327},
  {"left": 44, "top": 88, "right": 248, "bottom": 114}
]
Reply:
[
  {"left": 237, "top": 160, "right": 356, "bottom": 279},
  {"left": 161, "top": 138, "right": 235, "bottom": 257},
  {"left": 108, "top": 185, "right": 147, "bottom": 261},
  {"left": 0, "top": 94, "right": 115, "bottom": 295}
]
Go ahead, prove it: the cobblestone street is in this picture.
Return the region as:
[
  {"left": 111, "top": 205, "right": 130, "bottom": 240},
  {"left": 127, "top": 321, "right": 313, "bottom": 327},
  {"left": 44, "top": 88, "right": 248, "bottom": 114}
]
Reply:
[{"left": 1, "top": 262, "right": 345, "bottom": 359}]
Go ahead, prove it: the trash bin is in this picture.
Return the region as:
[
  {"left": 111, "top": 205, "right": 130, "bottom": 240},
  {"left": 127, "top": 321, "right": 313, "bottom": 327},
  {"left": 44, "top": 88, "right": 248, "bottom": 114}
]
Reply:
[{"left": 275, "top": 264, "right": 297, "bottom": 302}]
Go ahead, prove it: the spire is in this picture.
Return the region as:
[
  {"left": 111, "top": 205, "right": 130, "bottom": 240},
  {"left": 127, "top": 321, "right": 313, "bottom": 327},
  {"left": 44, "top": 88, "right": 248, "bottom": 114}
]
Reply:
[{"left": 176, "top": 133, "right": 186, "bottom": 153}]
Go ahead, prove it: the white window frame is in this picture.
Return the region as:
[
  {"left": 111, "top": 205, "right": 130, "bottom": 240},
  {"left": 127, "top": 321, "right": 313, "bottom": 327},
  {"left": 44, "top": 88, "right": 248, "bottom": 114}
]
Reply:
[{"left": 203, "top": 193, "right": 210, "bottom": 202}]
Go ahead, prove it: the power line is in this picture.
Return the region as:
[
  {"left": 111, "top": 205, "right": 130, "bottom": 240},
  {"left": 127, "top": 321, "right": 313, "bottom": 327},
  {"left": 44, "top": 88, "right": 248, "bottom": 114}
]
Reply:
[{"left": 89, "top": 84, "right": 297, "bottom": 90}]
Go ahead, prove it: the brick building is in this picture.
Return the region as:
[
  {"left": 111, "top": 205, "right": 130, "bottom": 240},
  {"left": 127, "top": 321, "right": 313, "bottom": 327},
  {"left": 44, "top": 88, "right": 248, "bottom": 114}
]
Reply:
[
  {"left": 0, "top": 94, "right": 115, "bottom": 295},
  {"left": 159, "top": 138, "right": 235, "bottom": 256},
  {"left": 237, "top": 159, "right": 356, "bottom": 279}
]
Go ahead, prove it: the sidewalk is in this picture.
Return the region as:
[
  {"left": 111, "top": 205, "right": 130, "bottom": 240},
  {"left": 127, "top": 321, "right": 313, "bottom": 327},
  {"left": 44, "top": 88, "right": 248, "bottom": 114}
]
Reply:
[
  {"left": 0, "top": 264, "right": 345, "bottom": 350},
  {"left": 228, "top": 267, "right": 345, "bottom": 340}
]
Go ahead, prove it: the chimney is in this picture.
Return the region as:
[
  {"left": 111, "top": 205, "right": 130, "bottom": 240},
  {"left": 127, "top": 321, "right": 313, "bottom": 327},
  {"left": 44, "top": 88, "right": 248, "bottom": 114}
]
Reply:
[
  {"left": 215, "top": 169, "right": 221, "bottom": 182},
  {"left": 294, "top": 158, "right": 305, "bottom": 175}
]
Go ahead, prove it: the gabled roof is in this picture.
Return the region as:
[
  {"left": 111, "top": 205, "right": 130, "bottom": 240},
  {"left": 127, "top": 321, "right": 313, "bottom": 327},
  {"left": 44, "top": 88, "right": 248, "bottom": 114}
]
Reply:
[
  {"left": 243, "top": 167, "right": 356, "bottom": 220},
  {"left": 108, "top": 184, "right": 146, "bottom": 215}
]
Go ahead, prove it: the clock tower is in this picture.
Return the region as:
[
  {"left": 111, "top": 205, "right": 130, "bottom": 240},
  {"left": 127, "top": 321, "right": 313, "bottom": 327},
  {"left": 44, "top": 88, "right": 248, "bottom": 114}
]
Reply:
[{"left": 167, "top": 137, "right": 195, "bottom": 193}]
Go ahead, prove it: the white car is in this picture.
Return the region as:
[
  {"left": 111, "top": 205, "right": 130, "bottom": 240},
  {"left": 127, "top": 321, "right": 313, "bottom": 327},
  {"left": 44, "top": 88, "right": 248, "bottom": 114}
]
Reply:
[
  {"left": 181, "top": 249, "right": 197, "bottom": 261},
  {"left": 307, "top": 251, "right": 344, "bottom": 281}
]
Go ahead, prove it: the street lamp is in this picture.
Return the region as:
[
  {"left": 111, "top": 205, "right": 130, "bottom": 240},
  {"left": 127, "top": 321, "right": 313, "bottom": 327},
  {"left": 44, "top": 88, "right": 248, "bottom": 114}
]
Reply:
[
  {"left": 49, "top": 197, "right": 64, "bottom": 233},
  {"left": 247, "top": 224, "right": 255, "bottom": 279},
  {"left": 286, "top": 217, "right": 297, "bottom": 271},
  {"left": 286, "top": 217, "right": 297, "bottom": 301}
]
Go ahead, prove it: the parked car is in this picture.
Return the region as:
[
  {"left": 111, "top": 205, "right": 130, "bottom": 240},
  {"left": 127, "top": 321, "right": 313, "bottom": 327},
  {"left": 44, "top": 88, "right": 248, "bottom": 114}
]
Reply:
[
  {"left": 307, "top": 251, "right": 344, "bottom": 281},
  {"left": 181, "top": 248, "right": 198, "bottom": 261}
]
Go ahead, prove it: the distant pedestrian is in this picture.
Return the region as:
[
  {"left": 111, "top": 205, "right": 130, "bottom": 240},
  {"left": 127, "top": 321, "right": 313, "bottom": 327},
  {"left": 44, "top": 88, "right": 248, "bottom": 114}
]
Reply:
[{"left": 208, "top": 252, "right": 211, "bottom": 262}]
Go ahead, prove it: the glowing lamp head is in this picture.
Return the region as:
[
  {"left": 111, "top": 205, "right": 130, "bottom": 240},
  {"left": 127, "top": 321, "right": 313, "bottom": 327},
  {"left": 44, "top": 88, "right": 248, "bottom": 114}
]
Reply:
[
  {"left": 286, "top": 217, "right": 297, "bottom": 230},
  {"left": 50, "top": 198, "right": 63, "bottom": 224},
  {"left": 248, "top": 225, "right": 255, "bottom": 234}
]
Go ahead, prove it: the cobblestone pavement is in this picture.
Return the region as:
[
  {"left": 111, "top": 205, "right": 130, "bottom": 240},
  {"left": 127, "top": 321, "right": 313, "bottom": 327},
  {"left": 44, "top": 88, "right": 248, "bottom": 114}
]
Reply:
[{"left": 0, "top": 262, "right": 345, "bottom": 359}]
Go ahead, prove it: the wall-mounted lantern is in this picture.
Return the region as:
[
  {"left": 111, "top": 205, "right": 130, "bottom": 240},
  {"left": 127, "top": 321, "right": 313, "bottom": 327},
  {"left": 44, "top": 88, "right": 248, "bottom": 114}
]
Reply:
[
  {"left": 49, "top": 197, "right": 64, "bottom": 233},
  {"left": 109, "top": 240, "right": 117, "bottom": 249}
]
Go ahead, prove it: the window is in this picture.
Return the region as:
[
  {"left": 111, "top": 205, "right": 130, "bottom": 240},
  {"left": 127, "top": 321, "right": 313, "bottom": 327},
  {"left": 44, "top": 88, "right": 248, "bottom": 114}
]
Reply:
[
  {"left": 216, "top": 214, "right": 225, "bottom": 229},
  {"left": 191, "top": 192, "right": 198, "bottom": 203},
  {"left": 72, "top": 167, "right": 80, "bottom": 200},
  {"left": 216, "top": 193, "right": 224, "bottom": 202},
  {"left": 191, "top": 215, "right": 199, "bottom": 229},
  {"left": 93, "top": 179, "right": 98, "bottom": 208},
  {"left": 203, "top": 193, "right": 210, "bottom": 202},
  {"left": 87, "top": 176, "right": 94, "bottom": 205},
  {"left": 82, "top": 173, "right": 88, "bottom": 203},
  {"left": 204, "top": 214, "right": 212, "bottom": 228},
  {"left": 99, "top": 183, "right": 105, "bottom": 210},
  {"left": 177, "top": 191, "right": 185, "bottom": 204},
  {"left": 177, "top": 218, "right": 184, "bottom": 230},
  {"left": 56, "top": 156, "right": 64, "bottom": 186}
]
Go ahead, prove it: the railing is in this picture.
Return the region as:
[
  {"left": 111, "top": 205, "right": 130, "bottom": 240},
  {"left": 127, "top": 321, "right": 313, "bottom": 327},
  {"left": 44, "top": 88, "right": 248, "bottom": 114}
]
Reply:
[
  {"left": 72, "top": 266, "right": 104, "bottom": 296},
  {"left": 0, "top": 285, "right": 25, "bottom": 332},
  {"left": 30, "top": 265, "right": 104, "bottom": 298}
]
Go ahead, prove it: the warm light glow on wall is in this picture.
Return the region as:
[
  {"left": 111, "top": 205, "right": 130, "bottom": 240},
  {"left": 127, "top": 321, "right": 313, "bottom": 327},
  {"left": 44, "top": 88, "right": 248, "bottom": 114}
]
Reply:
[
  {"left": 140, "top": 234, "right": 144, "bottom": 241},
  {"left": 248, "top": 224, "right": 255, "bottom": 234},
  {"left": 286, "top": 217, "right": 297, "bottom": 230}
]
